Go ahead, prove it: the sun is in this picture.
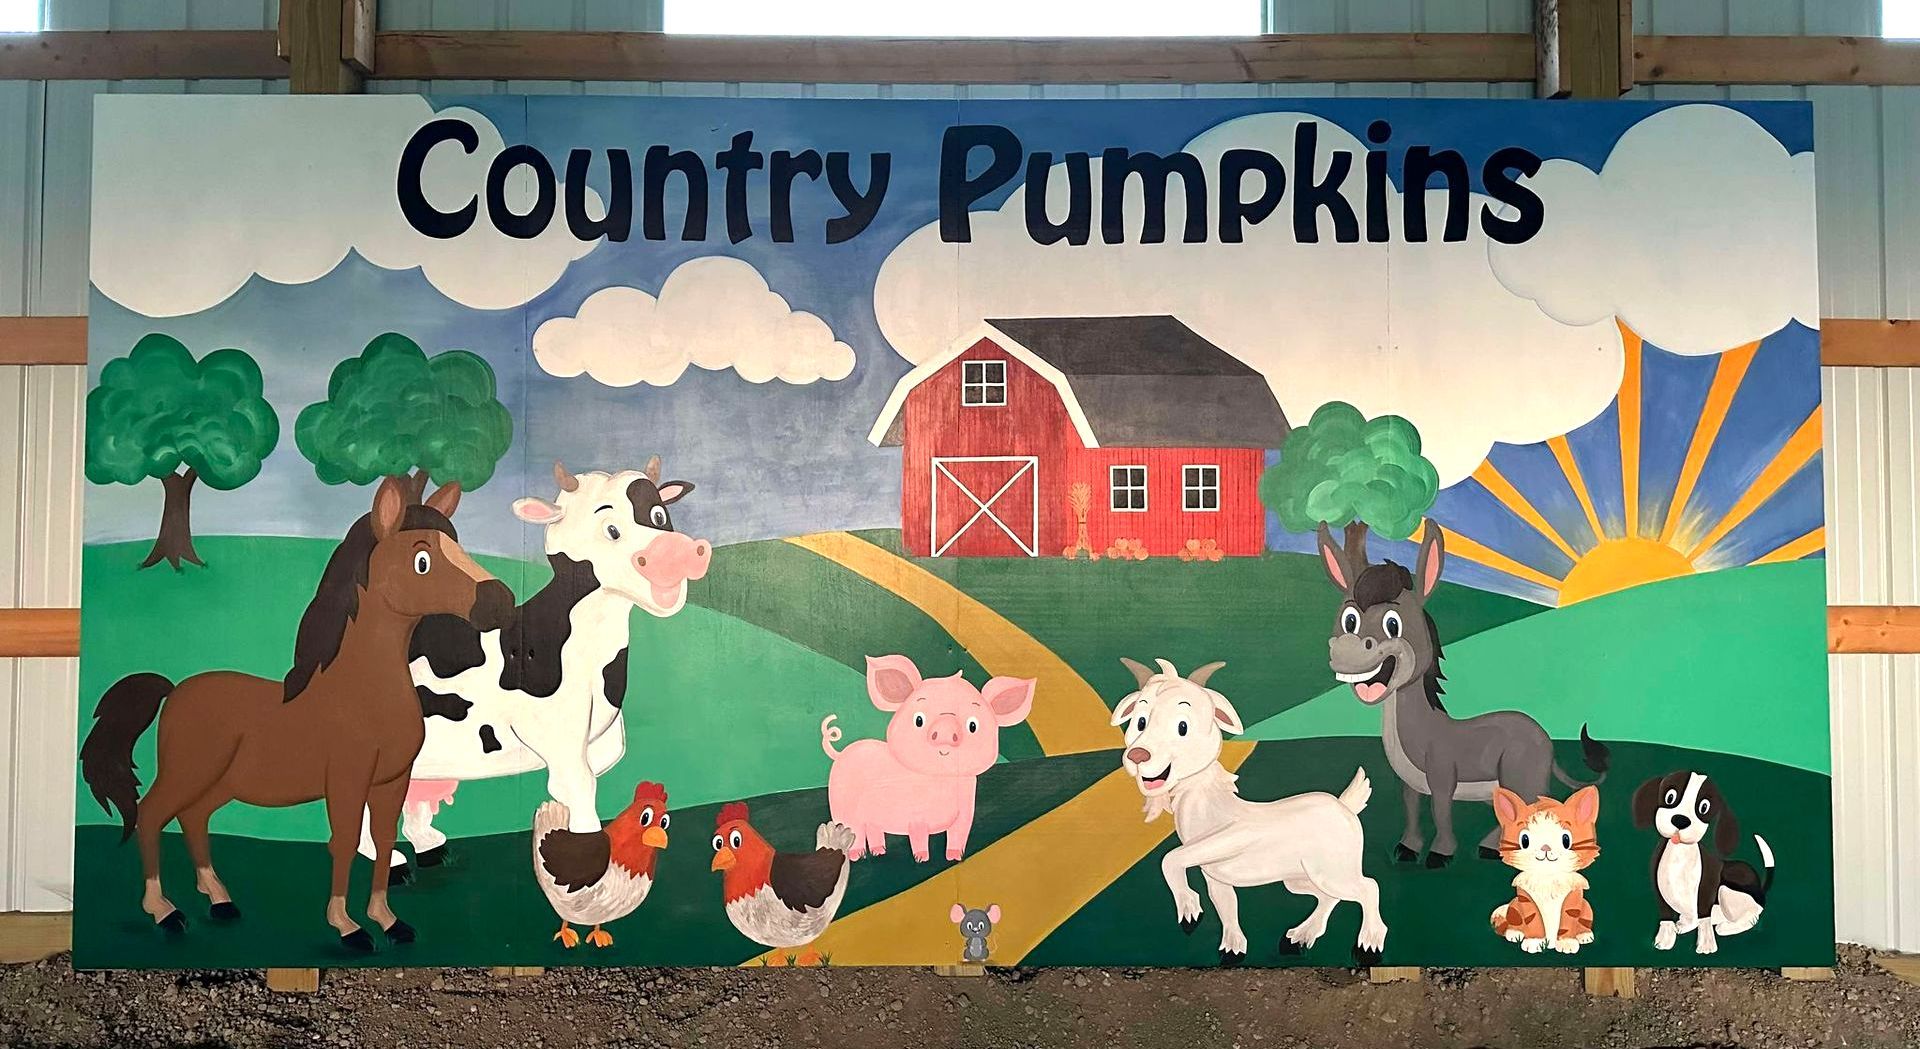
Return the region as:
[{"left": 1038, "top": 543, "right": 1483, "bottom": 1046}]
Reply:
[
  {"left": 1417, "top": 322, "right": 1825, "bottom": 606},
  {"left": 1558, "top": 538, "right": 1695, "bottom": 606}
]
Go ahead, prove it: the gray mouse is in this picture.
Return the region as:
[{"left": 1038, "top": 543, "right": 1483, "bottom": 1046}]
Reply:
[{"left": 950, "top": 903, "right": 1001, "bottom": 963}]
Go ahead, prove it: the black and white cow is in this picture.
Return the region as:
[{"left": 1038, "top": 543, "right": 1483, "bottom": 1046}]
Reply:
[{"left": 357, "top": 458, "right": 710, "bottom": 871}]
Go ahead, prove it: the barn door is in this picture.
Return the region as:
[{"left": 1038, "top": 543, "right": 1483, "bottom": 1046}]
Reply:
[{"left": 929, "top": 456, "right": 1038, "bottom": 557}]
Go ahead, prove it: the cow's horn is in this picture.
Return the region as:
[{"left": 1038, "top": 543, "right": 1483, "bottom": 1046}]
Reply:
[
  {"left": 644, "top": 455, "right": 662, "bottom": 483},
  {"left": 1119, "top": 657, "right": 1154, "bottom": 689},
  {"left": 554, "top": 461, "right": 579, "bottom": 492},
  {"left": 1187, "top": 661, "right": 1226, "bottom": 689}
]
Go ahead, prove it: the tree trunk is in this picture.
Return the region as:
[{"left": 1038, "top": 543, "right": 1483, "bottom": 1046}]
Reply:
[
  {"left": 140, "top": 467, "right": 204, "bottom": 572},
  {"left": 397, "top": 468, "right": 429, "bottom": 504}
]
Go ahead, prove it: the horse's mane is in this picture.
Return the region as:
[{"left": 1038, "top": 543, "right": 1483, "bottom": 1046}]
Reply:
[
  {"left": 1351, "top": 559, "right": 1448, "bottom": 712},
  {"left": 283, "top": 504, "right": 457, "bottom": 702}
]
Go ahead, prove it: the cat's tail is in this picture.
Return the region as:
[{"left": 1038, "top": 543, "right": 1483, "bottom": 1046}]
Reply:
[
  {"left": 1550, "top": 724, "right": 1611, "bottom": 788},
  {"left": 1754, "top": 834, "right": 1776, "bottom": 894},
  {"left": 1337, "top": 767, "right": 1372, "bottom": 815}
]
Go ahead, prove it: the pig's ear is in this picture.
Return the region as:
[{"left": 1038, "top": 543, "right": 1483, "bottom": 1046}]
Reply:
[
  {"left": 949, "top": 903, "right": 966, "bottom": 924},
  {"left": 865, "top": 654, "right": 921, "bottom": 710},
  {"left": 986, "top": 904, "right": 1001, "bottom": 924},
  {"left": 983, "top": 677, "right": 1036, "bottom": 727}
]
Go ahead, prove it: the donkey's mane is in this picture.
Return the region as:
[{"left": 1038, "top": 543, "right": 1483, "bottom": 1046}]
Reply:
[
  {"left": 283, "top": 504, "right": 456, "bottom": 702},
  {"left": 1350, "top": 559, "right": 1448, "bottom": 712}
]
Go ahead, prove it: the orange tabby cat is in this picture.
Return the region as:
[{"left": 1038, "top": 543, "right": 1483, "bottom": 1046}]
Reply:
[{"left": 1489, "top": 785, "right": 1601, "bottom": 954}]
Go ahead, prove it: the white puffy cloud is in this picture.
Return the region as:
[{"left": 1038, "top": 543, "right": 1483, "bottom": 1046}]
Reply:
[
  {"left": 533, "top": 256, "right": 856, "bottom": 386},
  {"left": 92, "top": 96, "right": 599, "bottom": 317},
  {"left": 873, "top": 112, "right": 1626, "bottom": 486},
  {"left": 1488, "top": 104, "right": 1817, "bottom": 355}
]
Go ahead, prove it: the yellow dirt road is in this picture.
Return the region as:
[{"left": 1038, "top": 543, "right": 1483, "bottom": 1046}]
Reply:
[{"left": 783, "top": 531, "right": 1115, "bottom": 756}]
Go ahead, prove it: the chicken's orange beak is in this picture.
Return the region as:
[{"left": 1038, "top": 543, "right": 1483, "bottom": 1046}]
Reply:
[
  {"left": 643, "top": 826, "right": 668, "bottom": 850},
  {"left": 711, "top": 846, "right": 735, "bottom": 872}
]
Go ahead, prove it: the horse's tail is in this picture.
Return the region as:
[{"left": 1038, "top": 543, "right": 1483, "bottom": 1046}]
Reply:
[
  {"left": 80, "top": 672, "right": 173, "bottom": 843},
  {"left": 820, "top": 715, "right": 844, "bottom": 760},
  {"left": 1550, "top": 724, "right": 1611, "bottom": 789}
]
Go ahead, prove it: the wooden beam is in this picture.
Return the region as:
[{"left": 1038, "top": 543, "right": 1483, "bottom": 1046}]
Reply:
[
  {"left": 284, "top": 0, "right": 363, "bottom": 92},
  {"left": 0, "top": 317, "right": 86, "bottom": 366},
  {"left": 0, "top": 913, "right": 71, "bottom": 964},
  {"left": 266, "top": 968, "right": 321, "bottom": 992},
  {"left": 1637, "top": 35, "right": 1920, "bottom": 87},
  {"left": 371, "top": 31, "right": 1537, "bottom": 84},
  {"left": 1821, "top": 319, "right": 1920, "bottom": 368},
  {"left": 0, "top": 609, "right": 81, "bottom": 658},
  {"left": 1585, "top": 966, "right": 1636, "bottom": 998},
  {"left": 0, "top": 30, "right": 284, "bottom": 80},
  {"left": 1536, "top": 0, "right": 1628, "bottom": 98},
  {"left": 1780, "top": 966, "right": 1835, "bottom": 982},
  {"left": 1368, "top": 966, "right": 1421, "bottom": 983},
  {"left": 342, "top": 0, "right": 377, "bottom": 75},
  {"left": 1830, "top": 606, "right": 1920, "bottom": 655}
]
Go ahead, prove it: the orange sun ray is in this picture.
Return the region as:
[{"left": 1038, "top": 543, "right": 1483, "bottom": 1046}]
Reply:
[
  {"left": 1750, "top": 525, "right": 1827, "bottom": 566},
  {"left": 1617, "top": 322, "right": 1644, "bottom": 538},
  {"left": 1415, "top": 520, "right": 1563, "bottom": 592},
  {"left": 1659, "top": 341, "right": 1759, "bottom": 545},
  {"left": 1471, "top": 460, "right": 1583, "bottom": 561},
  {"left": 1683, "top": 408, "right": 1824, "bottom": 562},
  {"left": 1547, "top": 435, "right": 1608, "bottom": 545}
]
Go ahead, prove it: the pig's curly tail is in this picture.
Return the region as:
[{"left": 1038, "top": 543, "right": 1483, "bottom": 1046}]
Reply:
[{"left": 820, "top": 715, "right": 844, "bottom": 760}]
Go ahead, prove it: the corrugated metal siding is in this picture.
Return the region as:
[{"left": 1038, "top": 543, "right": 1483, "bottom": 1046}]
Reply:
[{"left": 5, "top": 0, "right": 1918, "bottom": 949}]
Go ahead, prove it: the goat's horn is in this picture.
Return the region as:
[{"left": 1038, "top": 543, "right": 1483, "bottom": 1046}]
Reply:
[
  {"left": 1118, "top": 657, "right": 1153, "bottom": 689},
  {"left": 553, "top": 461, "right": 579, "bottom": 492},
  {"left": 1187, "top": 661, "right": 1226, "bottom": 689},
  {"left": 643, "top": 455, "right": 662, "bottom": 483}
]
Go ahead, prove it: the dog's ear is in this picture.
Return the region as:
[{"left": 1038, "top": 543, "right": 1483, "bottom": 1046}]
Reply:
[
  {"left": 1713, "top": 796, "right": 1741, "bottom": 858},
  {"left": 1631, "top": 775, "right": 1664, "bottom": 829}
]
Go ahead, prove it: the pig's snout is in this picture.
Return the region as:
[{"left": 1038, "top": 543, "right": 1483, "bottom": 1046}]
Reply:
[
  {"left": 635, "top": 531, "right": 712, "bottom": 588},
  {"left": 927, "top": 714, "right": 963, "bottom": 749},
  {"left": 1125, "top": 747, "right": 1152, "bottom": 766}
]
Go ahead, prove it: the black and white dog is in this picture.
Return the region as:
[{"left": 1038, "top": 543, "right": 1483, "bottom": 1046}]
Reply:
[{"left": 1632, "top": 771, "right": 1776, "bottom": 954}]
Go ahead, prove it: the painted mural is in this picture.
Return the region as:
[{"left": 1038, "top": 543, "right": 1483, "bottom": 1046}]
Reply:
[{"left": 75, "top": 94, "right": 1831, "bottom": 969}]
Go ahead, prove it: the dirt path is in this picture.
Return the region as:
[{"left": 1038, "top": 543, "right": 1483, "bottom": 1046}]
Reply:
[{"left": 4, "top": 946, "right": 1919, "bottom": 1048}]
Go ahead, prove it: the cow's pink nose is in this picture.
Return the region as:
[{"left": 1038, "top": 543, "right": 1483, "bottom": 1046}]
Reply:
[
  {"left": 635, "top": 531, "right": 711, "bottom": 588},
  {"left": 1126, "top": 747, "right": 1151, "bottom": 765}
]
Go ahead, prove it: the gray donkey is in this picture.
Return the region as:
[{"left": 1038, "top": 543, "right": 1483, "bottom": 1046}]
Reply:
[{"left": 1318, "top": 519, "right": 1609, "bottom": 867}]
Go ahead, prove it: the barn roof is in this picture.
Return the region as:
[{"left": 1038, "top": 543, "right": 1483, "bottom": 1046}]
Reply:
[{"left": 868, "top": 316, "right": 1291, "bottom": 450}]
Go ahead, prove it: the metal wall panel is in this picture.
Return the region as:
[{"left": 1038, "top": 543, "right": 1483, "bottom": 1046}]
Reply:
[{"left": 6, "top": 1, "right": 1919, "bottom": 949}]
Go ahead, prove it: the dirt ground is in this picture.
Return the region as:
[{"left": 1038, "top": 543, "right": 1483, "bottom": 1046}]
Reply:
[{"left": 1, "top": 946, "right": 1916, "bottom": 1049}]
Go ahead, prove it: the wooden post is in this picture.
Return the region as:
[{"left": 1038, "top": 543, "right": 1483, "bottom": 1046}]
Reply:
[
  {"left": 1781, "top": 966, "right": 1835, "bottom": 982},
  {"left": 490, "top": 966, "right": 545, "bottom": 977},
  {"left": 280, "top": 0, "right": 372, "bottom": 92},
  {"left": 1369, "top": 966, "right": 1420, "bottom": 984},
  {"left": 266, "top": 968, "right": 320, "bottom": 993},
  {"left": 933, "top": 964, "right": 986, "bottom": 977},
  {"left": 1536, "top": 0, "right": 1629, "bottom": 98},
  {"left": 1584, "top": 966, "right": 1636, "bottom": 998},
  {"left": 0, "top": 913, "right": 72, "bottom": 964}
]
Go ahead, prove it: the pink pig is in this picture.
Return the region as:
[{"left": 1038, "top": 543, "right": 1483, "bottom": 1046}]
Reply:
[{"left": 819, "top": 654, "right": 1036, "bottom": 863}]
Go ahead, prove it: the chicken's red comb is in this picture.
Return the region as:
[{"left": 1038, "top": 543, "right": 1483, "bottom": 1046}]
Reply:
[
  {"left": 632, "top": 780, "right": 667, "bottom": 802},
  {"left": 716, "top": 801, "right": 750, "bottom": 827}
]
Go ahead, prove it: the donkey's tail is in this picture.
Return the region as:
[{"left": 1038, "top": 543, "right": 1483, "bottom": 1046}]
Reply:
[
  {"left": 80, "top": 672, "right": 173, "bottom": 843},
  {"left": 1550, "top": 724, "right": 1612, "bottom": 789},
  {"left": 820, "top": 715, "right": 844, "bottom": 760}
]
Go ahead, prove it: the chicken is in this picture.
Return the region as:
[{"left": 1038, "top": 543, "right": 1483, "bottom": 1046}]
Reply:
[
  {"left": 531, "top": 781, "right": 670, "bottom": 949},
  {"left": 711, "top": 802, "right": 855, "bottom": 962}
]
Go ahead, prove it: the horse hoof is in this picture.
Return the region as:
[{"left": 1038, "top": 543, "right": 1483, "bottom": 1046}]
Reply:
[
  {"left": 1424, "top": 851, "right": 1453, "bottom": 869},
  {"left": 1352, "top": 946, "right": 1384, "bottom": 967},
  {"left": 157, "top": 910, "right": 187, "bottom": 933},
  {"left": 340, "top": 929, "right": 376, "bottom": 953},
  {"left": 1276, "top": 938, "right": 1304, "bottom": 956},
  {"left": 1393, "top": 844, "right": 1418, "bottom": 863},
  {"left": 209, "top": 902, "right": 241, "bottom": 922},
  {"left": 389, "top": 862, "right": 413, "bottom": 886},
  {"left": 416, "top": 845, "right": 447, "bottom": 868},
  {"left": 1218, "top": 949, "right": 1245, "bottom": 968},
  {"left": 1478, "top": 846, "right": 1502, "bottom": 861},
  {"left": 1178, "top": 917, "right": 1200, "bottom": 935},
  {"left": 383, "top": 920, "right": 416, "bottom": 944}
]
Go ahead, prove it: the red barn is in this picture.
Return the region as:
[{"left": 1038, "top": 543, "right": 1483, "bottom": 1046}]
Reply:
[{"left": 869, "top": 316, "right": 1291, "bottom": 559}]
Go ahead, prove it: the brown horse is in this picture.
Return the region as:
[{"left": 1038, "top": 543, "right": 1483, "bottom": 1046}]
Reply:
[{"left": 81, "top": 476, "right": 515, "bottom": 950}]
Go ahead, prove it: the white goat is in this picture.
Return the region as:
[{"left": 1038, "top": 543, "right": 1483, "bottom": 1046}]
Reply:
[{"left": 1112, "top": 658, "right": 1389, "bottom": 965}]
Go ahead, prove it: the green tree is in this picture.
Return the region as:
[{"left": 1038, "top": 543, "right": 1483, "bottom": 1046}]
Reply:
[
  {"left": 1260, "top": 401, "right": 1439, "bottom": 541},
  {"left": 296, "top": 333, "right": 512, "bottom": 500},
  {"left": 85, "top": 334, "right": 280, "bottom": 570}
]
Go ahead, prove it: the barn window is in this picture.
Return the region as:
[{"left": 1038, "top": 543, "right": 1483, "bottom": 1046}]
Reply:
[
  {"left": 1110, "top": 465, "right": 1148, "bottom": 512},
  {"left": 1183, "top": 465, "right": 1220, "bottom": 511},
  {"left": 962, "top": 360, "right": 1007, "bottom": 406}
]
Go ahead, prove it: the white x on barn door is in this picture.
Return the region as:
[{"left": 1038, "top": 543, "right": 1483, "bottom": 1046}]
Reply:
[{"left": 930, "top": 456, "right": 1039, "bottom": 557}]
